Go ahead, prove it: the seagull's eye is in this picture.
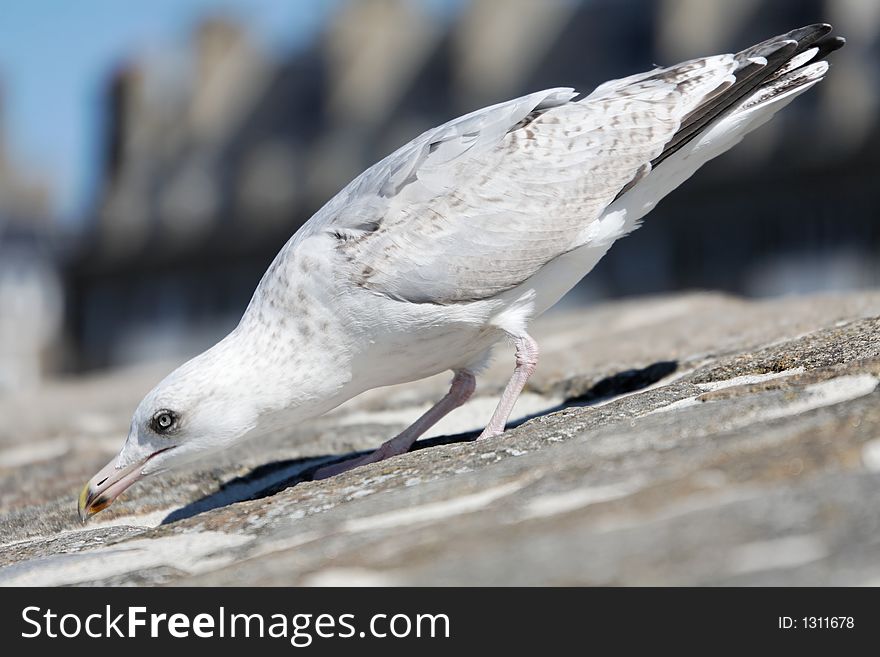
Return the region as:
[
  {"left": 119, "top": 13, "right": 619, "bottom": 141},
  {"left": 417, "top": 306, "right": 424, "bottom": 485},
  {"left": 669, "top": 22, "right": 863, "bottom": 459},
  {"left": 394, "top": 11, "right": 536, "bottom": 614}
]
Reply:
[{"left": 150, "top": 410, "right": 178, "bottom": 434}]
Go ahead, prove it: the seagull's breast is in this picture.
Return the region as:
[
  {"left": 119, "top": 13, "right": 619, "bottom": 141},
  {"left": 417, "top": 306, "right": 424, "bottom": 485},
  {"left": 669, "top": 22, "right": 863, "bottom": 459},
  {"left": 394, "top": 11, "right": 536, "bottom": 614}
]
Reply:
[{"left": 335, "top": 283, "right": 507, "bottom": 389}]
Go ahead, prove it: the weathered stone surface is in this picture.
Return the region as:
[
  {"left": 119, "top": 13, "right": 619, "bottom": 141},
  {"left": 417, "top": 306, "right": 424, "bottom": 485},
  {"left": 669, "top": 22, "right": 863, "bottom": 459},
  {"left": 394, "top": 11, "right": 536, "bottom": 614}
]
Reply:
[{"left": 2, "top": 291, "right": 880, "bottom": 585}]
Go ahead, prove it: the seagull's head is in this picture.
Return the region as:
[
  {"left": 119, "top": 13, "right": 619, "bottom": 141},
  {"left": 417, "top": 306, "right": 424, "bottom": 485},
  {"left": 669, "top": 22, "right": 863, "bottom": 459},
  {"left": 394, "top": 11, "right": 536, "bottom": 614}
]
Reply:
[{"left": 78, "top": 343, "right": 260, "bottom": 522}]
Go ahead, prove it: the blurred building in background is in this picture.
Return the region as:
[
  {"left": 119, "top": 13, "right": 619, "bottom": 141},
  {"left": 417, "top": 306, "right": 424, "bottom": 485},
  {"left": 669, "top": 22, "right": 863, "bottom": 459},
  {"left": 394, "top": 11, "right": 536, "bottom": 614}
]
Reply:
[
  {"left": 0, "top": 86, "right": 62, "bottom": 390},
  {"left": 4, "top": 0, "right": 880, "bottom": 378}
]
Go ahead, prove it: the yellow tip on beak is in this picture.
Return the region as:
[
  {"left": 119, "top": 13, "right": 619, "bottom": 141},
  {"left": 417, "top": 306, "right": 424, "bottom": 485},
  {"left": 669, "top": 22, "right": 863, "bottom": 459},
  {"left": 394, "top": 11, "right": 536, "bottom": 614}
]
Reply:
[
  {"left": 78, "top": 481, "right": 92, "bottom": 524},
  {"left": 77, "top": 448, "right": 171, "bottom": 523}
]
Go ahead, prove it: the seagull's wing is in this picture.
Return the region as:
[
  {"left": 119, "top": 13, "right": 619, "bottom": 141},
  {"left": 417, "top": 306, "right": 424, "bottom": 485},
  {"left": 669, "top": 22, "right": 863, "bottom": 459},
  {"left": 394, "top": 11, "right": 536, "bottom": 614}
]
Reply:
[
  {"left": 316, "top": 83, "right": 692, "bottom": 304},
  {"left": 312, "top": 24, "right": 839, "bottom": 304}
]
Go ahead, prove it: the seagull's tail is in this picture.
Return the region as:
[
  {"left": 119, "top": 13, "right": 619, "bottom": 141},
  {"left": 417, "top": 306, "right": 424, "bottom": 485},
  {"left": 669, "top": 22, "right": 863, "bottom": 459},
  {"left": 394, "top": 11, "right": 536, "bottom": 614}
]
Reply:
[
  {"left": 603, "top": 24, "right": 844, "bottom": 234},
  {"left": 651, "top": 23, "right": 845, "bottom": 169}
]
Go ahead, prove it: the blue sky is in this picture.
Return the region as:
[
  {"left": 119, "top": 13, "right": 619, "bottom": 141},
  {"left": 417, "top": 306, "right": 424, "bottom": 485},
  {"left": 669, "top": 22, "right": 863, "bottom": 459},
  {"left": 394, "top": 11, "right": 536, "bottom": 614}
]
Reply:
[{"left": 0, "top": 0, "right": 342, "bottom": 222}]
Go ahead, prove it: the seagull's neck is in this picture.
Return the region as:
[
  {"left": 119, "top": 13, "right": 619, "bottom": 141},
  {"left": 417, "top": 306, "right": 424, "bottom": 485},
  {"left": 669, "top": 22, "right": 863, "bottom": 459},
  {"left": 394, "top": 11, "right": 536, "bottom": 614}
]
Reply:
[{"left": 214, "top": 306, "right": 356, "bottom": 424}]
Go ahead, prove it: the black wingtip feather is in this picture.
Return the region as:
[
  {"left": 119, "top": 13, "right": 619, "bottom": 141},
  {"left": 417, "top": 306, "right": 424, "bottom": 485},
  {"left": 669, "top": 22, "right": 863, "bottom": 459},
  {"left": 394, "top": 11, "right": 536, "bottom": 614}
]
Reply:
[
  {"left": 778, "top": 23, "right": 833, "bottom": 53},
  {"left": 648, "top": 23, "right": 843, "bottom": 172},
  {"left": 812, "top": 35, "right": 846, "bottom": 61}
]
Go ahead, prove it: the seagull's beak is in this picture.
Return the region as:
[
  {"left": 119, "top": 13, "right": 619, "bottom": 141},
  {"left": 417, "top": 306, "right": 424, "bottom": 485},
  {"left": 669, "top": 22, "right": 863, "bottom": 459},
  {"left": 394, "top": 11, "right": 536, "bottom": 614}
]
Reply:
[{"left": 78, "top": 447, "right": 173, "bottom": 523}]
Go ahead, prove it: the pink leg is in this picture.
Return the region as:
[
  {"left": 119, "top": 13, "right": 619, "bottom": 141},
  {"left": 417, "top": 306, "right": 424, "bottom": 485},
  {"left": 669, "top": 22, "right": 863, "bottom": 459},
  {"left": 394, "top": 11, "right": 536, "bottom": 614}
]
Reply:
[
  {"left": 478, "top": 333, "right": 538, "bottom": 439},
  {"left": 313, "top": 369, "right": 476, "bottom": 479}
]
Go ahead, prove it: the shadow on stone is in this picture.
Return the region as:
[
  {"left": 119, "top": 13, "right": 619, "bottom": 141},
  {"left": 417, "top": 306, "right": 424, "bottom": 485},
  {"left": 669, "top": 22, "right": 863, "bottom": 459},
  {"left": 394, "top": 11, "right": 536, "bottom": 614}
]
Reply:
[
  {"left": 561, "top": 359, "right": 678, "bottom": 406},
  {"left": 162, "top": 360, "right": 677, "bottom": 524},
  {"left": 417, "top": 360, "right": 680, "bottom": 439},
  {"left": 161, "top": 455, "right": 333, "bottom": 524},
  {"left": 500, "top": 359, "right": 679, "bottom": 426}
]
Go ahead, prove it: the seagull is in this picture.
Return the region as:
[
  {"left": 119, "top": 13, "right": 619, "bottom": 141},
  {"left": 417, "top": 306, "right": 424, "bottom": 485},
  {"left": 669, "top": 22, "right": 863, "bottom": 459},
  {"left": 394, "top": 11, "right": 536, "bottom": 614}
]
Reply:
[{"left": 80, "top": 24, "right": 844, "bottom": 520}]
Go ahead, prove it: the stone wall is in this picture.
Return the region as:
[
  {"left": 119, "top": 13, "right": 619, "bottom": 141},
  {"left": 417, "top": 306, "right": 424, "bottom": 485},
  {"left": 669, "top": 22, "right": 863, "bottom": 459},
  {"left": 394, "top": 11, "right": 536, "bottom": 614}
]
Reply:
[{"left": 2, "top": 291, "right": 880, "bottom": 585}]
